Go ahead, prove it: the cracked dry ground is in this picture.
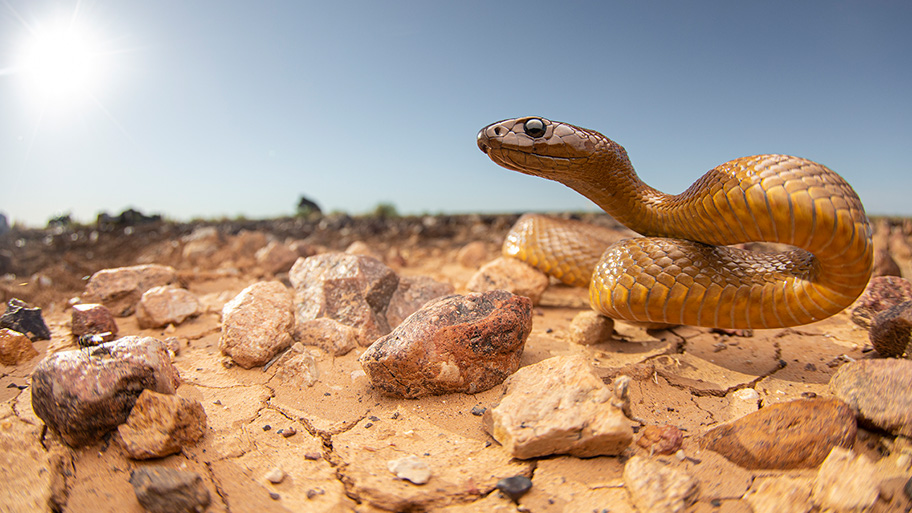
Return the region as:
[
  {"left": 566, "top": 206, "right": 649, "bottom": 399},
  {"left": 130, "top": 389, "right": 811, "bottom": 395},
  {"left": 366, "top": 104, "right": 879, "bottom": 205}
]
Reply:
[{"left": 2, "top": 215, "right": 912, "bottom": 512}]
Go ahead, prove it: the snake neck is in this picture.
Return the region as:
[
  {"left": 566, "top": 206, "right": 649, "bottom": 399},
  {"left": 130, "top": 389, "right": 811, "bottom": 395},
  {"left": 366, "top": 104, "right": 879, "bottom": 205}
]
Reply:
[{"left": 561, "top": 142, "right": 671, "bottom": 237}]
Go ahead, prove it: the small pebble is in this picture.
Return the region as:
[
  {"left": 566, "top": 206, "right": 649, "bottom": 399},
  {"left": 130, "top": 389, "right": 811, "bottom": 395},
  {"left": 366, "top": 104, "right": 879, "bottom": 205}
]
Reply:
[
  {"left": 279, "top": 427, "right": 296, "bottom": 438},
  {"left": 470, "top": 405, "right": 486, "bottom": 416},
  {"left": 387, "top": 455, "right": 431, "bottom": 485},
  {"left": 496, "top": 475, "right": 533, "bottom": 503},
  {"left": 306, "top": 488, "right": 325, "bottom": 499},
  {"left": 262, "top": 424, "right": 271, "bottom": 431},
  {"left": 269, "top": 492, "right": 280, "bottom": 500},
  {"left": 304, "top": 452, "right": 321, "bottom": 461},
  {"left": 265, "top": 467, "right": 285, "bottom": 484}
]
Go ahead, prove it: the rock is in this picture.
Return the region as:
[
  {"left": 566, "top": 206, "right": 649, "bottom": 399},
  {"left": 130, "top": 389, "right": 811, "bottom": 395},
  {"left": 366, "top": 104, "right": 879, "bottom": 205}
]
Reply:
[
  {"left": 229, "top": 230, "right": 268, "bottom": 258},
  {"left": 568, "top": 310, "right": 614, "bottom": 345},
  {"left": 465, "top": 256, "right": 549, "bottom": 305},
  {"left": 117, "top": 389, "right": 207, "bottom": 459},
  {"left": 869, "top": 300, "right": 912, "bottom": 357},
  {"left": 129, "top": 466, "right": 211, "bottom": 513},
  {"left": 850, "top": 276, "right": 912, "bottom": 329},
  {"left": 255, "top": 240, "right": 299, "bottom": 274},
  {"left": 294, "top": 317, "right": 359, "bottom": 356},
  {"left": 811, "top": 448, "right": 879, "bottom": 511},
  {"left": 724, "top": 387, "right": 760, "bottom": 421},
  {"left": 743, "top": 476, "right": 814, "bottom": 513},
  {"left": 345, "top": 240, "right": 382, "bottom": 260},
  {"left": 82, "top": 264, "right": 179, "bottom": 316},
  {"left": 495, "top": 475, "right": 533, "bottom": 504},
  {"left": 699, "top": 397, "right": 856, "bottom": 469},
  {"left": 272, "top": 349, "right": 319, "bottom": 388},
  {"left": 264, "top": 467, "right": 285, "bottom": 484},
  {"left": 623, "top": 455, "right": 698, "bottom": 513},
  {"left": 290, "top": 253, "right": 399, "bottom": 346},
  {"left": 181, "top": 227, "right": 222, "bottom": 263},
  {"left": 386, "top": 275, "right": 455, "bottom": 327},
  {"left": 484, "top": 354, "right": 633, "bottom": 459},
  {"left": 829, "top": 358, "right": 912, "bottom": 437},
  {"left": 387, "top": 455, "right": 431, "bottom": 485},
  {"left": 0, "top": 298, "right": 51, "bottom": 341},
  {"left": 135, "top": 286, "right": 201, "bottom": 329},
  {"left": 70, "top": 303, "right": 118, "bottom": 342},
  {"left": 359, "top": 290, "right": 531, "bottom": 398},
  {"left": 0, "top": 328, "right": 39, "bottom": 365},
  {"left": 636, "top": 425, "right": 684, "bottom": 455},
  {"left": 456, "top": 241, "right": 489, "bottom": 268},
  {"left": 220, "top": 281, "right": 295, "bottom": 369},
  {"left": 30, "top": 336, "right": 181, "bottom": 447},
  {"left": 873, "top": 248, "right": 902, "bottom": 277}
]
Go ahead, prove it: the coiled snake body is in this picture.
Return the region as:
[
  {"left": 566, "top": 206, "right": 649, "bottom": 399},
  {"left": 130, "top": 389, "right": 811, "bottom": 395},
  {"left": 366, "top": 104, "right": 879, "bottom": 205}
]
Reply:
[{"left": 477, "top": 117, "right": 873, "bottom": 329}]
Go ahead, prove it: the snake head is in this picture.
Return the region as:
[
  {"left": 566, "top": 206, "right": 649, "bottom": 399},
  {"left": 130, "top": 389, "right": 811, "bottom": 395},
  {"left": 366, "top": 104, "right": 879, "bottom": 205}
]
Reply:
[{"left": 477, "top": 117, "right": 627, "bottom": 180}]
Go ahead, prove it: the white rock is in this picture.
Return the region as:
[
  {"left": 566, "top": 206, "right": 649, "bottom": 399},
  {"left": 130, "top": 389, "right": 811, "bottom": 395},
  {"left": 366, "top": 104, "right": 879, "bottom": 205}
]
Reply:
[
  {"left": 264, "top": 467, "right": 285, "bottom": 484},
  {"left": 135, "top": 286, "right": 201, "bottom": 329},
  {"left": 387, "top": 455, "right": 431, "bottom": 485},
  {"left": 220, "top": 281, "right": 295, "bottom": 369},
  {"left": 744, "top": 476, "right": 813, "bottom": 513}
]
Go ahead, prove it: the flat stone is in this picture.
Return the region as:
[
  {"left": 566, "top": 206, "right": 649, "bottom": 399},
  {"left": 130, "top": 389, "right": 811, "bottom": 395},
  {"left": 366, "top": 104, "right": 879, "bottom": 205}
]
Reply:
[
  {"left": 569, "top": 310, "right": 614, "bottom": 345},
  {"left": 70, "top": 303, "right": 118, "bottom": 341},
  {"left": 484, "top": 354, "right": 633, "bottom": 459},
  {"left": 290, "top": 252, "right": 399, "bottom": 346},
  {"left": 849, "top": 275, "right": 912, "bottom": 329},
  {"left": 294, "top": 317, "right": 359, "bottom": 356},
  {"left": 652, "top": 353, "right": 764, "bottom": 396},
  {"left": 255, "top": 240, "right": 298, "bottom": 274},
  {"left": 135, "top": 286, "right": 201, "bottom": 329},
  {"left": 465, "top": 256, "right": 550, "bottom": 305},
  {"left": 359, "top": 290, "right": 531, "bottom": 398},
  {"left": 272, "top": 349, "right": 319, "bottom": 388},
  {"left": 812, "top": 448, "right": 879, "bottom": 511},
  {"left": 0, "top": 328, "right": 39, "bottom": 366},
  {"left": 129, "top": 466, "right": 211, "bottom": 513},
  {"left": 220, "top": 281, "right": 295, "bottom": 369},
  {"left": 387, "top": 455, "right": 431, "bottom": 485},
  {"left": 31, "top": 336, "right": 181, "bottom": 447},
  {"left": 0, "top": 298, "right": 51, "bottom": 341},
  {"left": 829, "top": 358, "right": 912, "bottom": 437},
  {"left": 117, "top": 389, "right": 207, "bottom": 459},
  {"left": 386, "top": 275, "right": 455, "bottom": 328},
  {"left": 744, "top": 476, "right": 814, "bottom": 513},
  {"left": 332, "top": 410, "right": 533, "bottom": 511},
  {"left": 699, "top": 397, "right": 856, "bottom": 469},
  {"left": 868, "top": 300, "right": 912, "bottom": 357},
  {"left": 623, "top": 455, "right": 698, "bottom": 513},
  {"left": 82, "top": 264, "right": 178, "bottom": 316}
]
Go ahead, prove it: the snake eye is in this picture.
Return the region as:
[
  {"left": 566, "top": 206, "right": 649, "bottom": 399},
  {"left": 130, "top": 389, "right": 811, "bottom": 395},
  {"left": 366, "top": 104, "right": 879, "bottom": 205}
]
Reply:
[{"left": 523, "top": 118, "right": 546, "bottom": 138}]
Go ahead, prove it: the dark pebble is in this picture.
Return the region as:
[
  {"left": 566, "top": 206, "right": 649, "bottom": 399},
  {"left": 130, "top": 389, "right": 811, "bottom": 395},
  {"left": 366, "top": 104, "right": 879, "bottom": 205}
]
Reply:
[
  {"left": 496, "top": 475, "right": 533, "bottom": 503},
  {"left": 471, "top": 405, "right": 486, "bottom": 416},
  {"left": 263, "top": 424, "right": 271, "bottom": 431},
  {"left": 0, "top": 298, "right": 51, "bottom": 341},
  {"left": 269, "top": 492, "right": 280, "bottom": 500}
]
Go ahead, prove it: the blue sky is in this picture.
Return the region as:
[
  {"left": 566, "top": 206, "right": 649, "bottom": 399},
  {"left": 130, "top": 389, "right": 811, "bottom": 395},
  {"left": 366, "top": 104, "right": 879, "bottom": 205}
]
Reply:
[{"left": 1, "top": 1, "right": 910, "bottom": 227}]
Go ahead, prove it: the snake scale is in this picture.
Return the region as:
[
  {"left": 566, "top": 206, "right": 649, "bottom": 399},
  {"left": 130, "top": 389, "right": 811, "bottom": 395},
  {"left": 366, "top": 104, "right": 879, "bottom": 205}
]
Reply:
[{"left": 477, "top": 117, "right": 873, "bottom": 329}]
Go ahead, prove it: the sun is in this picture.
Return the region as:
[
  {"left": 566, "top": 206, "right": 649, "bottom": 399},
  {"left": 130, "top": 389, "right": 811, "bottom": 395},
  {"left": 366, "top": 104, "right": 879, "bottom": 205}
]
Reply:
[{"left": 16, "top": 19, "right": 106, "bottom": 107}]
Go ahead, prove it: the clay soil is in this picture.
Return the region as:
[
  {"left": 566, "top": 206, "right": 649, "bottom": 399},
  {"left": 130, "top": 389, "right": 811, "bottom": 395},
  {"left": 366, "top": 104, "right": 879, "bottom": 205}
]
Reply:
[{"left": 1, "top": 213, "right": 911, "bottom": 512}]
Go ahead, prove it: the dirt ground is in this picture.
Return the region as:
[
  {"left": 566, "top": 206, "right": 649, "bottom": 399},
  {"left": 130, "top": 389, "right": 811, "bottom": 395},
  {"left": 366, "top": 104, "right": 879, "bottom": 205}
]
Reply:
[{"left": 1, "top": 213, "right": 911, "bottom": 512}]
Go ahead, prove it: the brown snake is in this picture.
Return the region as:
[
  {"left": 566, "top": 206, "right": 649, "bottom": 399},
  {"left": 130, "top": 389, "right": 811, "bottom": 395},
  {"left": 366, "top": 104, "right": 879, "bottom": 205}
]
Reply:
[{"left": 477, "top": 117, "right": 873, "bottom": 329}]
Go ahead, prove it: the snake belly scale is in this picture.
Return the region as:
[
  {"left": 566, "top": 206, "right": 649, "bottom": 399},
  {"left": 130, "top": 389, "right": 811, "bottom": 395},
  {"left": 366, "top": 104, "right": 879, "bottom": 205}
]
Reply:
[{"left": 477, "top": 117, "right": 873, "bottom": 329}]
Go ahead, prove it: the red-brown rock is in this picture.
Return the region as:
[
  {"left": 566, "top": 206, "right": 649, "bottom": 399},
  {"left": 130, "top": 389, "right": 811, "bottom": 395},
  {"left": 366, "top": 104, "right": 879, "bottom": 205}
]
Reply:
[
  {"left": 636, "top": 425, "right": 685, "bottom": 455},
  {"left": 386, "top": 275, "right": 455, "bottom": 328},
  {"left": 290, "top": 253, "right": 399, "bottom": 346},
  {"left": 868, "top": 300, "right": 912, "bottom": 357},
  {"left": 359, "top": 290, "right": 531, "bottom": 398},
  {"left": 117, "top": 389, "right": 207, "bottom": 459},
  {"left": 829, "top": 359, "right": 912, "bottom": 437},
  {"left": 31, "top": 336, "right": 181, "bottom": 447},
  {"left": 850, "top": 276, "right": 912, "bottom": 329},
  {"left": 0, "top": 328, "right": 39, "bottom": 366},
  {"left": 70, "top": 303, "right": 118, "bottom": 342},
  {"left": 699, "top": 398, "right": 856, "bottom": 470}
]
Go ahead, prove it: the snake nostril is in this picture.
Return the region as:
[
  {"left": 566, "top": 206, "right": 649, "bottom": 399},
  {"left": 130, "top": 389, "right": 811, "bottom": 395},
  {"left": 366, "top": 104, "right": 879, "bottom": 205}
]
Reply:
[{"left": 493, "top": 126, "right": 505, "bottom": 136}]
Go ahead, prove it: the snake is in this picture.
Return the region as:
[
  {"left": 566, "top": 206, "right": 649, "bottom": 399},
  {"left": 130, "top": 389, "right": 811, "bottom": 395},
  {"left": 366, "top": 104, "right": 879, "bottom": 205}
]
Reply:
[{"left": 476, "top": 117, "right": 873, "bottom": 329}]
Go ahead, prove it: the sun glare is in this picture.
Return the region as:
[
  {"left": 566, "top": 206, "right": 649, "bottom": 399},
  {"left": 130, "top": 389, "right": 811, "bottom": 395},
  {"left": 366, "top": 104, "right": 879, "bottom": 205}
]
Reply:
[{"left": 16, "top": 20, "right": 105, "bottom": 107}]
